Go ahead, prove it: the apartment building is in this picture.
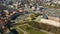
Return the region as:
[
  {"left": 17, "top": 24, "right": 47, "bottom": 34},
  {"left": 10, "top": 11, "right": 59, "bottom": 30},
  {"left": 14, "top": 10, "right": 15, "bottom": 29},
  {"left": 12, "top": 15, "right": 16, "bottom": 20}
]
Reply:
[{"left": 0, "top": 0, "right": 20, "bottom": 4}]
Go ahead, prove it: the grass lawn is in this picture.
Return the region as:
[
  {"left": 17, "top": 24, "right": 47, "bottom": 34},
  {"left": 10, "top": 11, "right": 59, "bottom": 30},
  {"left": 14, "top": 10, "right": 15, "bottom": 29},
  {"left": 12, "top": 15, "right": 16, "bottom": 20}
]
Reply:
[
  {"left": 19, "top": 31, "right": 24, "bottom": 34},
  {"left": 15, "top": 27, "right": 24, "bottom": 34},
  {"left": 19, "top": 25, "right": 48, "bottom": 34},
  {"left": 26, "top": 28, "right": 48, "bottom": 34}
]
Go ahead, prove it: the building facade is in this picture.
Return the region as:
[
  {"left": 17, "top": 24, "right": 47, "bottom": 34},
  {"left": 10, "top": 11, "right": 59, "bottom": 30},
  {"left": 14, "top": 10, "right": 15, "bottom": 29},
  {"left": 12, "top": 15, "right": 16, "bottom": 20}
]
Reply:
[{"left": 0, "top": 0, "right": 20, "bottom": 4}]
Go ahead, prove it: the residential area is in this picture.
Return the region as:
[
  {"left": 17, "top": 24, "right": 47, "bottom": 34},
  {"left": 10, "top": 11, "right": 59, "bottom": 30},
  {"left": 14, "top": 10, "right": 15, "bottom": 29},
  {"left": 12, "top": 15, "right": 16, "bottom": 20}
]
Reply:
[{"left": 0, "top": 0, "right": 60, "bottom": 34}]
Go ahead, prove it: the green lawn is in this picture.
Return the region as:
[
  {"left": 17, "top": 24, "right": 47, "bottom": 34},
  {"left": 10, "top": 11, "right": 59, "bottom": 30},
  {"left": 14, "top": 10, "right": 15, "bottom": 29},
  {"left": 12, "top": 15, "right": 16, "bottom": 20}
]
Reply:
[
  {"left": 19, "top": 31, "right": 24, "bottom": 34},
  {"left": 15, "top": 27, "right": 24, "bottom": 34},
  {"left": 19, "top": 25, "right": 48, "bottom": 34},
  {"left": 26, "top": 28, "right": 47, "bottom": 34}
]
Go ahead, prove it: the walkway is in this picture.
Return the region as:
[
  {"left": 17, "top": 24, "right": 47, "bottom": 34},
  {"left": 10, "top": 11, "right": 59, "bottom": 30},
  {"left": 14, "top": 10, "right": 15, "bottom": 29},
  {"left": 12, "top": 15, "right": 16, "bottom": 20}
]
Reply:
[{"left": 15, "top": 25, "right": 30, "bottom": 34}]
